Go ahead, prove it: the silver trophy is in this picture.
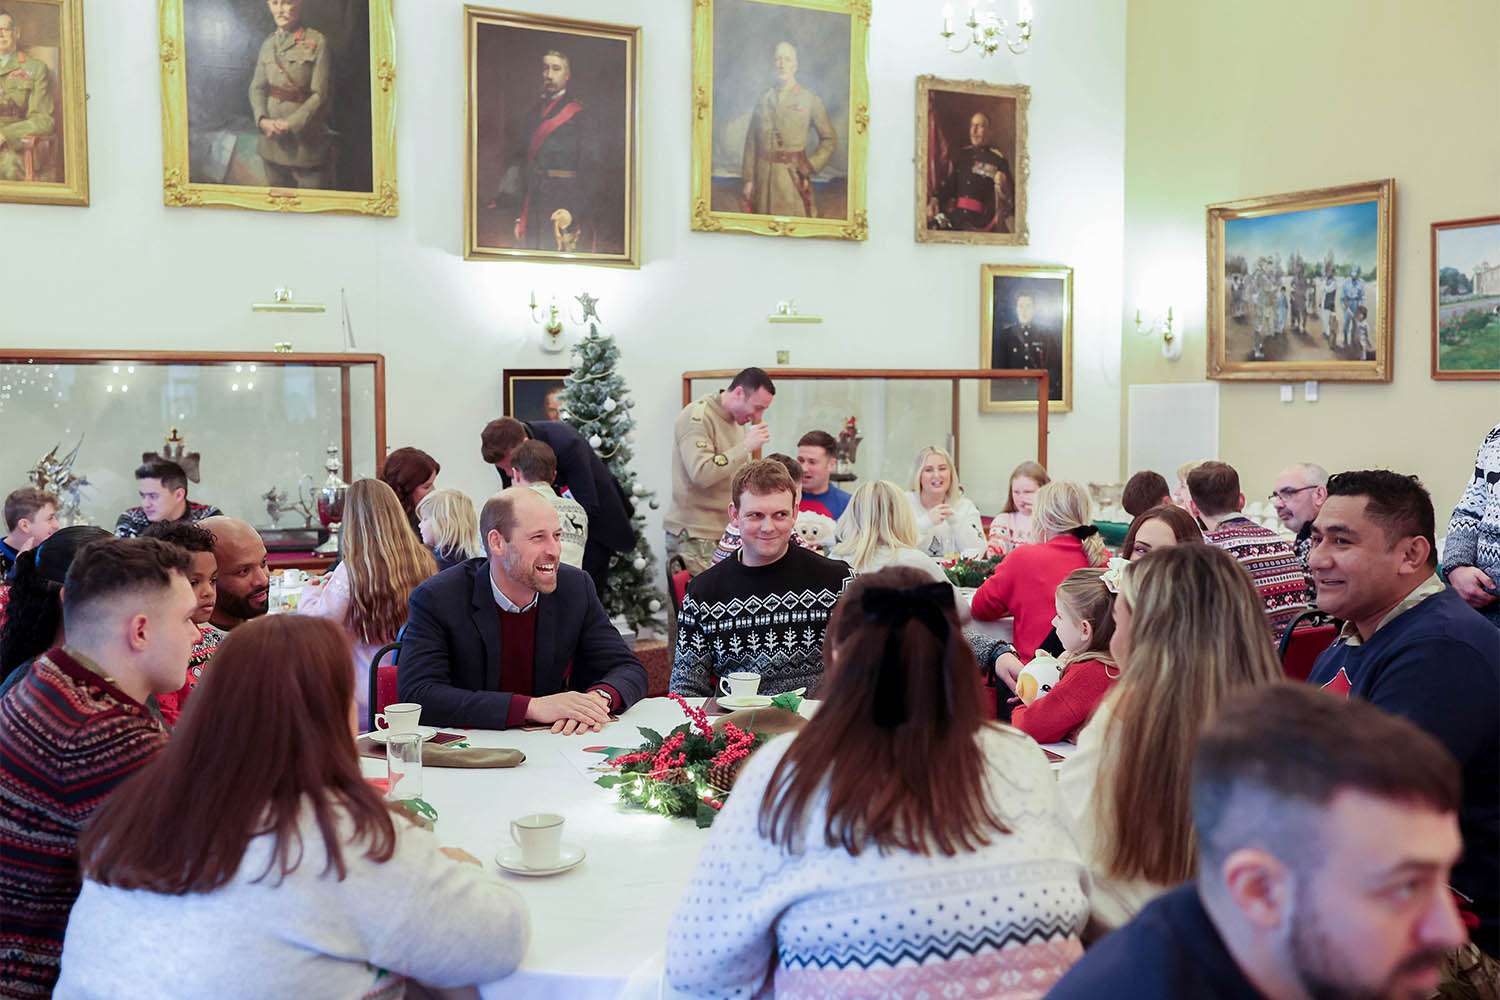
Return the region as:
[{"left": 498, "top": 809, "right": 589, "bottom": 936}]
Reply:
[{"left": 315, "top": 444, "right": 348, "bottom": 554}]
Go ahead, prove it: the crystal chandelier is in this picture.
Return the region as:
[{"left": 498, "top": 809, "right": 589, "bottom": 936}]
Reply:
[{"left": 940, "top": 1, "right": 1034, "bottom": 56}]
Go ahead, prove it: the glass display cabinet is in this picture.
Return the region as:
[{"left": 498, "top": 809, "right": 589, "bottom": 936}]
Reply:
[
  {"left": 682, "top": 368, "right": 1048, "bottom": 516},
  {"left": 0, "top": 350, "right": 385, "bottom": 566}
]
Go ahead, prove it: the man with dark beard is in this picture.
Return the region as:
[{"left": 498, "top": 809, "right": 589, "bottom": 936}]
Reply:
[
  {"left": 1050, "top": 684, "right": 1470, "bottom": 1000},
  {"left": 398, "top": 488, "right": 645, "bottom": 732},
  {"left": 199, "top": 517, "right": 269, "bottom": 637}
]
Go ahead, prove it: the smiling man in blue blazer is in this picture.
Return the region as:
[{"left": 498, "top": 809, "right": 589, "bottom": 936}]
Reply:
[{"left": 399, "top": 487, "right": 646, "bottom": 733}]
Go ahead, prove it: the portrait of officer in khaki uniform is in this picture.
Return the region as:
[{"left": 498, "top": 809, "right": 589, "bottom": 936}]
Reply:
[
  {"left": 249, "top": 0, "right": 332, "bottom": 189},
  {"left": 740, "top": 41, "right": 835, "bottom": 218},
  {"left": 0, "top": 8, "right": 56, "bottom": 182}
]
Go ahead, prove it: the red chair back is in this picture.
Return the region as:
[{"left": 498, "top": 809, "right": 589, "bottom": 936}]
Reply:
[
  {"left": 1280, "top": 624, "right": 1338, "bottom": 682},
  {"left": 367, "top": 642, "right": 402, "bottom": 731},
  {"left": 670, "top": 570, "right": 692, "bottom": 612}
]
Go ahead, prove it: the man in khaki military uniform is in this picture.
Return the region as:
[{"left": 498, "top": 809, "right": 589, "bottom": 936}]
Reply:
[
  {"left": 0, "top": 11, "right": 55, "bottom": 182},
  {"left": 664, "top": 368, "right": 776, "bottom": 576},
  {"left": 740, "top": 41, "right": 836, "bottom": 218},
  {"left": 249, "top": 0, "right": 332, "bottom": 189}
]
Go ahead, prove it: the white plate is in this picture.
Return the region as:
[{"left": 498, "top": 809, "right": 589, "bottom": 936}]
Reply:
[
  {"left": 496, "top": 843, "right": 586, "bottom": 877},
  {"left": 718, "top": 694, "right": 773, "bottom": 710},
  {"left": 365, "top": 726, "right": 439, "bottom": 744}
]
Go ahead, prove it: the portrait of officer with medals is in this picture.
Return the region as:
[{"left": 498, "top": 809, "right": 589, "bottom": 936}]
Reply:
[
  {"left": 465, "top": 7, "right": 639, "bottom": 266},
  {"left": 0, "top": 0, "right": 88, "bottom": 206},
  {"left": 916, "top": 76, "right": 1030, "bottom": 247},
  {"left": 980, "top": 264, "right": 1074, "bottom": 414},
  {"left": 249, "top": 0, "right": 332, "bottom": 189}
]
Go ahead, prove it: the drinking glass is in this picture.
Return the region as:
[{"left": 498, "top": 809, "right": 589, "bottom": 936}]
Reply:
[{"left": 386, "top": 732, "right": 423, "bottom": 801}]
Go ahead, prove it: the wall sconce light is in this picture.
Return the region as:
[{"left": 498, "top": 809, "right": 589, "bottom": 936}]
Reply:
[
  {"left": 1135, "top": 306, "right": 1182, "bottom": 360},
  {"left": 529, "top": 290, "right": 566, "bottom": 353}
]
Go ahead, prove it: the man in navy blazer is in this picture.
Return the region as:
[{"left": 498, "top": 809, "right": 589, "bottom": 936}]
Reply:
[
  {"left": 399, "top": 487, "right": 647, "bottom": 732},
  {"left": 481, "top": 417, "right": 635, "bottom": 600}
]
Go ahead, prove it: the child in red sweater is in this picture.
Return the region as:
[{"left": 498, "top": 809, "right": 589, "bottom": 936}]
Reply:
[{"left": 1009, "top": 567, "right": 1118, "bottom": 744}]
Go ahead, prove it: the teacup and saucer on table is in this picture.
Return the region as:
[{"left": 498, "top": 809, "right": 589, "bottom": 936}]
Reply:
[
  {"left": 717, "top": 671, "right": 771, "bottom": 710},
  {"left": 365, "top": 702, "right": 439, "bottom": 743},
  {"left": 496, "top": 813, "right": 586, "bottom": 877}
]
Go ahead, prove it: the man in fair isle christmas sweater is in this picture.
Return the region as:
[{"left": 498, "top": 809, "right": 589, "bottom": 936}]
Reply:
[{"left": 670, "top": 460, "right": 850, "bottom": 699}]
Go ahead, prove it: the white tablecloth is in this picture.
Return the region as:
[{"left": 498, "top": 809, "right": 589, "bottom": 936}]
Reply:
[{"left": 360, "top": 697, "right": 813, "bottom": 999}]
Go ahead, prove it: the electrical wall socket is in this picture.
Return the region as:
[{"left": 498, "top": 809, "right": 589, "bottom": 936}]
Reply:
[
  {"left": 1304, "top": 380, "right": 1319, "bottom": 401},
  {"left": 1280, "top": 384, "right": 1294, "bottom": 403}
]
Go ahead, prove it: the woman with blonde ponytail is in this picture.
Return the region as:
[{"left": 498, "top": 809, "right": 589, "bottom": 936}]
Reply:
[
  {"left": 300, "top": 479, "right": 436, "bottom": 722},
  {"left": 971, "top": 481, "right": 1106, "bottom": 659}
]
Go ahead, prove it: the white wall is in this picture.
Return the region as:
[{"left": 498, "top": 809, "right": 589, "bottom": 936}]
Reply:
[{"left": 2, "top": 0, "right": 1125, "bottom": 551}]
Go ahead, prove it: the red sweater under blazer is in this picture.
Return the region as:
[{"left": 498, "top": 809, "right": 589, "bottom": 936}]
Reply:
[{"left": 970, "top": 535, "right": 1091, "bottom": 660}]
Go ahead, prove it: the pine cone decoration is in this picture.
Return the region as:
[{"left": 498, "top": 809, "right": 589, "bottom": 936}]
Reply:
[
  {"left": 706, "top": 757, "right": 748, "bottom": 792},
  {"left": 659, "top": 767, "right": 693, "bottom": 786}
]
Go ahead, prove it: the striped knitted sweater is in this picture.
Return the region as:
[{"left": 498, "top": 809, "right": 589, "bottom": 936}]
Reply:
[
  {"left": 666, "top": 726, "right": 1091, "bottom": 998},
  {"left": 0, "top": 647, "right": 168, "bottom": 998},
  {"left": 1443, "top": 423, "right": 1500, "bottom": 614},
  {"left": 1203, "top": 516, "right": 1312, "bottom": 641}
]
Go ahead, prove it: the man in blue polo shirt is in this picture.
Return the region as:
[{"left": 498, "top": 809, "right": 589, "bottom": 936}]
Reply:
[
  {"left": 1305, "top": 470, "right": 1499, "bottom": 960},
  {"left": 1050, "top": 685, "right": 1469, "bottom": 999}
]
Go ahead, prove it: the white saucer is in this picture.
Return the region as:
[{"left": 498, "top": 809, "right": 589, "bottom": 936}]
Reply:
[
  {"left": 718, "top": 694, "right": 773, "bottom": 709},
  {"left": 365, "top": 726, "right": 438, "bottom": 744},
  {"left": 495, "top": 843, "right": 586, "bottom": 877}
]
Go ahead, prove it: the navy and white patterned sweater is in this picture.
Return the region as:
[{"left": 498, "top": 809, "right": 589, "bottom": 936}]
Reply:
[
  {"left": 1443, "top": 422, "right": 1500, "bottom": 622},
  {"left": 669, "top": 544, "right": 852, "bottom": 698}
]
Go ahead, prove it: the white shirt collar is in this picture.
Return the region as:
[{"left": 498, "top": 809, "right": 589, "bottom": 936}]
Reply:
[{"left": 489, "top": 566, "right": 539, "bottom": 613}]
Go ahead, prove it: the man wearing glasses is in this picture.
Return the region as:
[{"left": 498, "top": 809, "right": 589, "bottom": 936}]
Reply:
[{"left": 1270, "top": 462, "right": 1328, "bottom": 573}]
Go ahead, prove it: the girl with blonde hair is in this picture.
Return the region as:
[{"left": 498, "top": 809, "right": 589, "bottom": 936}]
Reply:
[
  {"left": 987, "top": 460, "right": 1050, "bottom": 555},
  {"left": 1008, "top": 567, "right": 1118, "bottom": 744},
  {"left": 1057, "top": 543, "right": 1281, "bottom": 928},
  {"left": 417, "top": 488, "right": 483, "bottom": 572},
  {"left": 301, "top": 478, "right": 436, "bottom": 723},
  {"left": 905, "top": 446, "right": 986, "bottom": 559},
  {"left": 831, "top": 481, "right": 947, "bottom": 582},
  {"left": 971, "top": 481, "right": 1108, "bottom": 659}
]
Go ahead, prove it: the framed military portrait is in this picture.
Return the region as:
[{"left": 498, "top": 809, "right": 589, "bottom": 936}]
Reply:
[
  {"left": 980, "top": 263, "right": 1072, "bottom": 413},
  {"left": 915, "top": 76, "right": 1027, "bottom": 246},
  {"left": 0, "top": 0, "right": 88, "bottom": 207},
  {"left": 503, "top": 368, "right": 569, "bottom": 421},
  {"left": 465, "top": 6, "right": 639, "bottom": 267},
  {"left": 690, "top": 0, "right": 870, "bottom": 241},
  {"left": 1207, "top": 179, "right": 1393, "bottom": 382},
  {"left": 158, "top": 0, "right": 397, "bottom": 215}
]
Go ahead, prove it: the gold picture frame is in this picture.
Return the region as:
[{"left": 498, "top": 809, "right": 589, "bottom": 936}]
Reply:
[
  {"left": 690, "top": 0, "right": 870, "bottom": 241},
  {"left": 1207, "top": 178, "right": 1394, "bottom": 381},
  {"left": 1430, "top": 215, "right": 1500, "bottom": 381},
  {"left": 463, "top": 5, "right": 640, "bottom": 267},
  {"left": 980, "top": 263, "right": 1072, "bottom": 413},
  {"left": 158, "top": 0, "right": 398, "bottom": 216},
  {"left": 914, "top": 76, "right": 1028, "bottom": 246},
  {"left": 0, "top": 0, "right": 89, "bottom": 207}
]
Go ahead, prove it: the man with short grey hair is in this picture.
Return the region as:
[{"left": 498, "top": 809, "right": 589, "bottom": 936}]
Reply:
[{"left": 1270, "top": 462, "right": 1329, "bottom": 571}]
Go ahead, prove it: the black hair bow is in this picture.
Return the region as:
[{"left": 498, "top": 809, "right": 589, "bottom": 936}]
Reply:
[
  {"left": 1067, "top": 525, "right": 1100, "bottom": 540},
  {"left": 860, "top": 583, "right": 957, "bottom": 728}
]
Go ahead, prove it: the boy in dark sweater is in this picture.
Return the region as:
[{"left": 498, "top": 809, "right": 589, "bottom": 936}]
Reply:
[
  {"left": 1306, "top": 470, "right": 1500, "bottom": 959},
  {"left": 1050, "top": 685, "right": 1469, "bottom": 1000},
  {"left": 671, "top": 460, "right": 851, "bottom": 698}
]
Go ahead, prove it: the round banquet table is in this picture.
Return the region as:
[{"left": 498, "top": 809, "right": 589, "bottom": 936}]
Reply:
[
  {"left": 359, "top": 697, "right": 814, "bottom": 999},
  {"left": 359, "top": 695, "right": 1074, "bottom": 998}
]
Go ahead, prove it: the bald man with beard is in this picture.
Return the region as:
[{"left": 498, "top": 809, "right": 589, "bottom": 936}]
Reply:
[{"left": 198, "top": 517, "right": 270, "bottom": 635}]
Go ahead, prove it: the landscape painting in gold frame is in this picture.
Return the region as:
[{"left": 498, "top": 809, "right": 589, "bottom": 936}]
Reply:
[
  {"left": 1207, "top": 179, "right": 1393, "bottom": 382},
  {"left": 980, "top": 263, "right": 1072, "bottom": 414},
  {"left": 158, "top": 0, "right": 397, "bottom": 215},
  {"left": 464, "top": 5, "right": 639, "bottom": 267},
  {"left": 0, "top": 0, "right": 89, "bottom": 207},
  {"left": 1431, "top": 214, "right": 1500, "bottom": 380},
  {"left": 690, "top": 0, "right": 870, "bottom": 241}
]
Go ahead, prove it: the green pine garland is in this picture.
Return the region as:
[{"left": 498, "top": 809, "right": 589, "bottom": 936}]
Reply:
[{"left": 559, "top": 319, "right": 666, "bottom": 632}]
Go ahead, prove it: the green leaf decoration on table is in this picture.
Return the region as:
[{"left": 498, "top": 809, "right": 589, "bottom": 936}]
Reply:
[
  {"left": 942, "top": 554, "right": 1002, "bottom": 589},
  {"left": 595, "top": 746, "right": 638, "bottom": 763},
  {"left": 594, "top": 773, "right": 632, "bottom": 789},
  {"left": 636, "top": 727, "right": 664, "bottom": 747},
  {"left": 696, "top": 799, "right": 721, "bottom": 829},
  {"left": 770, "top": 691, "right": 803, "bottom": 713}
]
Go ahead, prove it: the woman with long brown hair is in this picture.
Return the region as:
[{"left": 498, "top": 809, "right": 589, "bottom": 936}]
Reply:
[
  {"left": 58, "top": 615, "right": 528, "bottom": 997},
  {"left": 1119, "top": 503, "right": 1202, "bottom": 560},
  {"left": 380, "top": 446, "right": 441, "bottom": 536},
  {"left": 1056, "top": 543, "right": 1282, "bottom": 929},
  {"left": 301, "top": 478, "right": 435, "bottom": 724},
  {"left": 667, "top": 566, "right": 1089, "bottom": 997}
]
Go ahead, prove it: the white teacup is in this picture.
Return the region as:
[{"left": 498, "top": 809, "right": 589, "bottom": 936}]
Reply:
[
  {"left": 719, "top": 671, "right": 761, "bottom": 701},
  {"left": 375, "top": 702, "right": 422, "bottom": 734},
  {"left": 511, "top": 813, "right": 565, "bottom": 869}
]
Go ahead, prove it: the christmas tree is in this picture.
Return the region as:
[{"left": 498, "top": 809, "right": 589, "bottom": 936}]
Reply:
[{"left": 559, "top": 294, "right": 665, "bottom": 633}]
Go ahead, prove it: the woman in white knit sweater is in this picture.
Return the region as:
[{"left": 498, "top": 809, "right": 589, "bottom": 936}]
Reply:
[
  {"left": 667, "top": 567, "right": 1090, "bottom": 999},
  {"left": 57, "top": 616, "right": 528, "bottom": 999},
  {"left": 833, "top": 479, "right": 950, "bottom": 583},
  {"left": 906, "top": 446, "right": 987, "bottom": 559},
  {"left": 1056, "top": 544, "right": 1282, "bottom": 929}
]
